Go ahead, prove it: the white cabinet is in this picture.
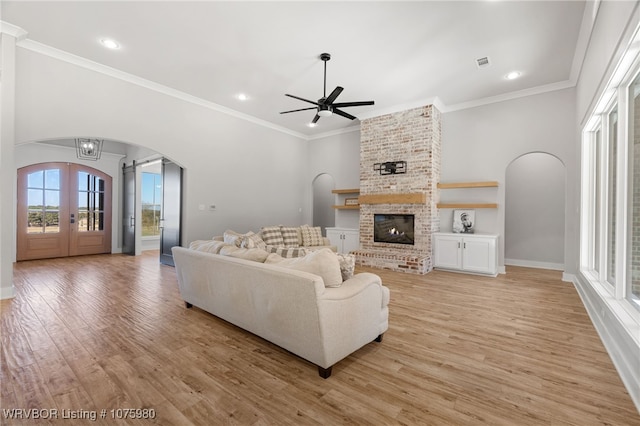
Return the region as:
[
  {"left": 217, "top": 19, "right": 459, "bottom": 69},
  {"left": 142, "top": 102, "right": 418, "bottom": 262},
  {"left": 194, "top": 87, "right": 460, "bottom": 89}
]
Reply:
[
  {"left": 433, "top": 232, "right": 498, "bottom": 276},
  {"left": 326, "top": 227, "right": 360, "bottom": 254}
]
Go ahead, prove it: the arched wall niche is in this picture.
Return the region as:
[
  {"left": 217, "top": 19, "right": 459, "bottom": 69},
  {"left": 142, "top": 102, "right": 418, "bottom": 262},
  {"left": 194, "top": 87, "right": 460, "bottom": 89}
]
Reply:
[
  {"left": 312, "top": 173, "right": 335, "bottom": 235},
  {"left": 504, "top": 151, "right": 566, "bottom": 270}
]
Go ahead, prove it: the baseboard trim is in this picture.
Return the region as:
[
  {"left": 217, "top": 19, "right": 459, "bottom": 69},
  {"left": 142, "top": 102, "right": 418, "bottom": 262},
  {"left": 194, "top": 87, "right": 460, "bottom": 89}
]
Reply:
[
  {"left": 504, "top": 258, "right": 564, "bottom": 271},
  {"left": 0, "top": 285, "right": 16, "bottom": 300}
]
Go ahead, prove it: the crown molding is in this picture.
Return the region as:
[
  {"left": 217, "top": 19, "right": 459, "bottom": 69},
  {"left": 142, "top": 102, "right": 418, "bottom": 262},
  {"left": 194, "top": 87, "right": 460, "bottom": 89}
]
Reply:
[
  {"left": 0, "top": 20, "right": 28, "bottom": 40},
  {"left": 17, "top": 38, "right": 309, "bottom": 141}
]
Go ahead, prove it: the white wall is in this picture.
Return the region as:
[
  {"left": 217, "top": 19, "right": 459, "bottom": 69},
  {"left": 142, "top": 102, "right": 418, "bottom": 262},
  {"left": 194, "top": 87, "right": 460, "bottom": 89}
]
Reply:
[
  {"left": 441, "top": 88, "right": 577, "bottom": 273},
  {"left": 505, "top": 152, "right": 565, "bottom": 269},
  {"left": 13, "top": 47, "right": 309, "bottom": 250}
]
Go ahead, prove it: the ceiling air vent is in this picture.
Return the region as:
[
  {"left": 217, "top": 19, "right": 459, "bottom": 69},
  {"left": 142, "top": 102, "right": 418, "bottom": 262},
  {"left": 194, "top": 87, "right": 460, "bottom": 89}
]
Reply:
[{"left": 476, "top": 56, "right": 491, "bottom": 69}]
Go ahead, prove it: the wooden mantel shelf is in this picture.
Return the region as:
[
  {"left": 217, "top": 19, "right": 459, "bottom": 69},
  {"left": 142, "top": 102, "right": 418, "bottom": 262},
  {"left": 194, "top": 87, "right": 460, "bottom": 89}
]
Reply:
[
  {"left": 358, "top": 193, "right": 426, "bottom": 205},
  {"left": 437, "top": 181, "right": 498, "bottom": 189},
  {"left": 331, "top": 188, "right": 360, "bottom": 194}
]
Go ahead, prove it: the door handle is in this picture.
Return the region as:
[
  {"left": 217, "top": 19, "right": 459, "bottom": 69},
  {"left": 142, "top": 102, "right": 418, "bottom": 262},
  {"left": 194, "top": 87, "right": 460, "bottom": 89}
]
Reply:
[
  {"left": 130, "top": 216, "right": 135, "bottom": 227},
  {"left": 159, "top": 219, "right": 165, "bottom": 229},
  {"left": 70, "top": 213, "right": 75, "bottom": 224}
]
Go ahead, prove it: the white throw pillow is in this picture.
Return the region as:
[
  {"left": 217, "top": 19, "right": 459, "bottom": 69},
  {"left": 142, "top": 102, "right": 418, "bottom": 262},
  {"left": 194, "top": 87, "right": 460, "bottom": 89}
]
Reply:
[
  {"left": 225, "top": 247, "right": 270, "bottom": 263},
  {"left": 265, "top": 248, "right": 343, "bottom": 287},
  {"left": 336, "top": 253, "right": 356, "bottom": 281},
  {"left": 223, "top": 230, "right": 248, "bottom": 247},
  {"left": 189, "top": 240, "right": 229, "bottom": 254}
]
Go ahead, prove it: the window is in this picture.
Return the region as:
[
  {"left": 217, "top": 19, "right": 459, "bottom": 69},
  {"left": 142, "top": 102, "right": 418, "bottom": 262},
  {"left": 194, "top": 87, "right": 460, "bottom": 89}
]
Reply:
[
  {"left": 141, "top": 172, "right": 162, "bottom": 237},
  {"left": 628, "top": 72, "right": 640, "bottom": 306},
  {"left": 582, "top": 49, "right": 640, "bottom": 313},
  {"left": 606, "top": 106, "right": 618, "bottom": 286}
]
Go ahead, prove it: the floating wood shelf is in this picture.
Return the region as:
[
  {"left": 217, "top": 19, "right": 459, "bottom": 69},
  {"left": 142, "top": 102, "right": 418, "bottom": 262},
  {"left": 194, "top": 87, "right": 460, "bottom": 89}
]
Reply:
[
  {"left": 437, "top": 181, "right": 498, "bottom": 189},
  {"left": 358, "top": 193, "right": 426, "bottom": 205},
  {"left": 332, "top": 205, "right": 360, "bottom": 210},
  {"left": 331, "top": 188, "right": 360, "bottom": 194},
  {"left": 437, "top": 203, "right": 498, "bottom": 209}
]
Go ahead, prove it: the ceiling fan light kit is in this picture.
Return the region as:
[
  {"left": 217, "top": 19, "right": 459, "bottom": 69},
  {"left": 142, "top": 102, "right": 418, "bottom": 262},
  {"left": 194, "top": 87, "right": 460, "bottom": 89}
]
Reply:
[{"left": 280, "top": 52, "right": 374, "bottom": 124}]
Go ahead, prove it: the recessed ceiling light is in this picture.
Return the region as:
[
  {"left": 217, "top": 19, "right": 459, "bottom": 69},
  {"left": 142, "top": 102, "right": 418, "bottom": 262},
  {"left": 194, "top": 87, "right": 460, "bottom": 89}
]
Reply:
[
  {"left": 100, "top": 38, "right": 120, "bottom": 50},
  {"left": 237, "top": 93, "right": 248, "bottom": 101},
  {"left": 506, "top": 71, "right": 521, "bottom": 80}
]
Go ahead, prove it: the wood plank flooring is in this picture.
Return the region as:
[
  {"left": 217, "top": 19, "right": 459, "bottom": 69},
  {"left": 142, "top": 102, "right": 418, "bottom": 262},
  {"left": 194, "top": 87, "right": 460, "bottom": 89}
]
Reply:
[{"left": 1, "top": 251, "right": 639, "bottom": 425}]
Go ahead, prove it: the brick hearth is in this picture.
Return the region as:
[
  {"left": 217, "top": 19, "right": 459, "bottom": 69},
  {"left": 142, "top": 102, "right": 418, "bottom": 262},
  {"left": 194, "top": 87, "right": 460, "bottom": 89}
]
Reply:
[{"left": 354, "top": 105, "right": 441, "bottom": 274}]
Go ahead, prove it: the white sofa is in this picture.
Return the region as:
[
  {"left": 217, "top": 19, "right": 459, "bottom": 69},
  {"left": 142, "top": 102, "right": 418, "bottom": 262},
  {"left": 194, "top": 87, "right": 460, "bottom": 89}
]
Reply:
[{"left": 171, "top": 246, "right": 390, "bottom": 378}]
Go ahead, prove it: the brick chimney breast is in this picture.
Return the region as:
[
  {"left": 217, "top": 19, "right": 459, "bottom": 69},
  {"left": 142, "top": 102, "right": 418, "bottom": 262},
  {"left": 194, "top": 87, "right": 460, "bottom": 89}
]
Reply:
[{"left": 354, "top": 105, "right": 441, "bottom": 274}]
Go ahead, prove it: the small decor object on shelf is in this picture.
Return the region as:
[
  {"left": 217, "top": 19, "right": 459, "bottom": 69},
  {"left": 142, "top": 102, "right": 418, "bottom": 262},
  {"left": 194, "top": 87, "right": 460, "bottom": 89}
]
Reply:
[
  {"left": 345, "top": 198, "right": 359, "bottom": 206},
  {"left": 453, "top": 209, "right": 475, "bottom": 234}
]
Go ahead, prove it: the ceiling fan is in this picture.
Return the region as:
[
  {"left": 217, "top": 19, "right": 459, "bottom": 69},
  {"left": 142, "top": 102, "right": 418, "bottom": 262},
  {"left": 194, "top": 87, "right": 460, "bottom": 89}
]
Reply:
[{"left": 280, "top": 53, "right": 375, "bottom": 124}]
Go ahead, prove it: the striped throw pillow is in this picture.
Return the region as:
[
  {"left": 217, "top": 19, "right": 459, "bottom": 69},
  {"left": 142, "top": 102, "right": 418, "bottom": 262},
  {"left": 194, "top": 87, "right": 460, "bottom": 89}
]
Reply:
[
  {"left": 261, "top": 226, "right": 284, "bottom": 246},
  {"left": 280, "top": 226, "right": 300, "bottom": 247}
]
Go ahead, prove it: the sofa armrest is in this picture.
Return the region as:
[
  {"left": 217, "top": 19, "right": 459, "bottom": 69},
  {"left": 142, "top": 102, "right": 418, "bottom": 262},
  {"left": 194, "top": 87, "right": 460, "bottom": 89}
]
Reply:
[{"left": 320, "top": 273, "right": 389, "bottom": 306}]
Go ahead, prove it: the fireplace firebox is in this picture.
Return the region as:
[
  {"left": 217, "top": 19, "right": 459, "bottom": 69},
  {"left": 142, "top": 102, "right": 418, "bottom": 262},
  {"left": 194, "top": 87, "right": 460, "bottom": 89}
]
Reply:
[{"left": 373, "top": 214, "right": 415, "bottom": 245}]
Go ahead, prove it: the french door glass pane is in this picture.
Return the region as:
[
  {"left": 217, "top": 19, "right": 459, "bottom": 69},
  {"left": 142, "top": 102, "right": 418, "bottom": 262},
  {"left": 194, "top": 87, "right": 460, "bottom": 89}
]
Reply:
[
  {"left": 27, "top": 171, "right": 43, "bottom": 188},
  {"left": 77, "top": 172, "right": 105, "bottom": 232},
  {"left": 606, "top": 106, "right": 618, "bottom": 286},
  {"left": 26, "top": 169, "right": 61, "bottom": 234},
  {"left": 628, "top": 75, "right": 640, "bottom": 309}
]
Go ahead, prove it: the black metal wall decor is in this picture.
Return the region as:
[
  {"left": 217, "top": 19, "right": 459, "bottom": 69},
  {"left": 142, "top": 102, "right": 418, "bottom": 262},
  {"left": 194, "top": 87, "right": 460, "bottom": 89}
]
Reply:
[{"left": 373, "top": 161, "right": 407, "bottom": 175}]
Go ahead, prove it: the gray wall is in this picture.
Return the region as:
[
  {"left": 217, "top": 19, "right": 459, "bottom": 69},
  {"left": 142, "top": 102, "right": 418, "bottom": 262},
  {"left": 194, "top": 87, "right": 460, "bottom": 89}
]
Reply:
[{"left": 441, "top": 88, "right": 577, "bottom": 273}]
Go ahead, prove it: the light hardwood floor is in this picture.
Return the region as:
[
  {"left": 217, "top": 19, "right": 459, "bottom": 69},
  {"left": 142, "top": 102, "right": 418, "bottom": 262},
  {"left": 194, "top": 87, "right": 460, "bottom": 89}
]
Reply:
[{"left": 1, "top": 252, "right": 639, "bottom": 425}]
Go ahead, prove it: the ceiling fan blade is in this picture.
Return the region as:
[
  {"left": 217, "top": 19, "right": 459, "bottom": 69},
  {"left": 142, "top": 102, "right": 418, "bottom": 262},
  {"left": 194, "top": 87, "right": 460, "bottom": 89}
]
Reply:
[
  {"left": 280, "top": 107, "right": 318, "bottom": 114},
  {"left": 332, "top": 100, "right": 375, "bottom": 108},
  {"left": 332, "top": 108, "right": 357, "bottom": 120},
  {"left": 285, "top": 94, "right": 319, "bottom": 106},
  {"left": 324, "top": 86, "right": 343, "bottom": 105},
  {"left": 312, "top": 114, "right": 321, "bottom": 124}
]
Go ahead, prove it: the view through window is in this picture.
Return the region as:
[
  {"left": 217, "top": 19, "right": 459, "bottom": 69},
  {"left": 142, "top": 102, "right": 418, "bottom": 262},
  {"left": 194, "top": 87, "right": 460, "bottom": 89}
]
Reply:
[{"left": 142, "top": 172, "right": 162, "bottom": 237}]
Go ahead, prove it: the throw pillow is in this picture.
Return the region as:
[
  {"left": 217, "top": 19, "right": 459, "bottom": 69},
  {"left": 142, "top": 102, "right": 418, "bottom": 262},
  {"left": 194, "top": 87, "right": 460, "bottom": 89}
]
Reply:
[
  {"left": 300, "top": 225, "right": 324, "bottom": 247},
  {"left": 261, "top": 226, "right": 285, "bottom": 246},
  {"left": 189, "top": 240, "right": 229, "bottom": 254},
  {"left": 223, "top": 230, "right": 249, "bottom": 247},
  {"left": 225, "top": 247, "right": 270, "bottom": 263},
  {"left": 266, "top": 246, "right": 308, "bottom": 258},
  {"left": 241, "top": 232, "right": 267, "bottom": 250},
  {"left": 336, "top": 253, "right": 356, "bottom": 281},
  {"left": 280, "top": 226, "right": 300, "bottom": 247},
  {"left": 265, "top": 248, "right": 342, "bottom": 287}
]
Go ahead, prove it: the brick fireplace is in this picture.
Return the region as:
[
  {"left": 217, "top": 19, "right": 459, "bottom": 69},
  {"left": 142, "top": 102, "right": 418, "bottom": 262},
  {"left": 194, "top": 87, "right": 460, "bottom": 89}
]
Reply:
[{"left": 353, "top": 105, "right": 441, "bottom": 274}]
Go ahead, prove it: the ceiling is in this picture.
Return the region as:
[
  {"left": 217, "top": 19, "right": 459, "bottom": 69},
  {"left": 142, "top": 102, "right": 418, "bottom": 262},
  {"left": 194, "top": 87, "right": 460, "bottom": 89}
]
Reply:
[{"left": 1, "top": 1, "right": 587, "bottom": 138}]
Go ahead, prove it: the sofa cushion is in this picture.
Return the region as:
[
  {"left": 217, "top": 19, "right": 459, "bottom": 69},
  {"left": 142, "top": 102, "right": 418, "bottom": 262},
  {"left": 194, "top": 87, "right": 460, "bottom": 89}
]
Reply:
[
  {"left": 300, "top": 225, "right": 324, "bottom": 247},
  {"left": 189, "top": 240, "right": 230, "bottom": 254},
  {"left": 336, "top": 253, "right": 356, "bottom": 281},
  {"left": 280, "top": 226, "right": 300, "bottom": 247},
  {"left": 265, "top": 248, "right": 343, "bottom": 287},
  {"left": 267, "top": 246, "right": 308, "bottom": 258},
  {"left": 261, "top": 226, "right": 285, "bottom": 246}
]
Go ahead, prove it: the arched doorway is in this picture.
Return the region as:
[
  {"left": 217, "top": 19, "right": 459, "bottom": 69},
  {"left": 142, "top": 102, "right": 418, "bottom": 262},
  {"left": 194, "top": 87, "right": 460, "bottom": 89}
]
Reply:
[
  {"left": 17, "top": 162, "right": 112, "bottom": 261},
  {"left": 505, "top": 152, "right": 565, "bottom": 270},
  {"left": 312, "top": 173, "right": 335, "bottom": 235}
]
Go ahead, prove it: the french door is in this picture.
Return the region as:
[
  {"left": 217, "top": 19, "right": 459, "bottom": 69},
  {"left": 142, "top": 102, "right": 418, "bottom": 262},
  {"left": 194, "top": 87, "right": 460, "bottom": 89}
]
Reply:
[{"left": 17, "top": 162, "right": 112, "bottom": 261}]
